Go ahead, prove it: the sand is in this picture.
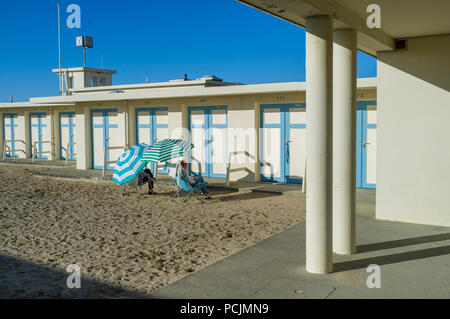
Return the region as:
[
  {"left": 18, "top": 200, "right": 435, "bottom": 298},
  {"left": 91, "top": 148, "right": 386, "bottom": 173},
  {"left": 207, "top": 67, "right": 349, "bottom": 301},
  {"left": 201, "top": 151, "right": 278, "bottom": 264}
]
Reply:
[{"left": 0, "top": 163, "right": 305, "bottom": 298}]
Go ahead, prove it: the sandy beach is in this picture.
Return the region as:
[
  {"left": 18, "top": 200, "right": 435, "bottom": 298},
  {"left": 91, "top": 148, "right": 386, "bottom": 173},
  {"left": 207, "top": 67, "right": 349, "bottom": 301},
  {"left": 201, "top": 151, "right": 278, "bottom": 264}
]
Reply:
[{"left": 0, "top": 163, "right": 305, "bottom": 298}]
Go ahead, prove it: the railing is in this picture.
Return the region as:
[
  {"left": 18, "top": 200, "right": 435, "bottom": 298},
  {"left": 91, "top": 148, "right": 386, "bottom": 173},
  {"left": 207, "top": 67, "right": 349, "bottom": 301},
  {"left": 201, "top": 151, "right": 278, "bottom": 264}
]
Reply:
[
  {"left": 65, "top": 142, "right": 77, "bottom": 165},
  {"left": 102, "top": 146, "right": 126, "bottom": 177},
  {"left": 32, "top": 141, "right": 55, "bottom": 163},
  {"left": 151, "top": 162, "right": 166, "bottom": 180},
  {"left": 190, "top": 155, "right": 203, "bottom": 177},
  {"left": 2, "top": 140, "right": 26, "bottom": 160},
  {"left": 226, "top": 151, "right": 273, "bottom": 186}
]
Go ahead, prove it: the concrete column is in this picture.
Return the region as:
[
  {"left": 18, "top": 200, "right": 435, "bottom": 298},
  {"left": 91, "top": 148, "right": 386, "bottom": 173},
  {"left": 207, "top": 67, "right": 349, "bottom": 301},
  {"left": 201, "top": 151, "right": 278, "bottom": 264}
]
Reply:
[
  {"left": 128, "top": 103, "right": 137, "bottom": 147},
  {"left": 254, "top": 102, "right": 261, "bottom": 183},
  {"left": 333, "top": 29, "right": 357, "bottom": 255},
  {"left": 53, "top": 110, "right": 61, "bottom": 160},
  {"left": 181, "top": 103, "right": 189, "bottom": 140},
  {"left": 118, "top": 101, "right": 129, "bottom": 149},
  {"left": 75, "top": 105, "right": 91, "bottom": 170},
  {"left": 169, "top": 103, "right": 188, "bottom": 140},
  {"left": 305, "top": 15, "right": 333, "bottom": 274},
  {"left": 48, "top": 108, "right": 55, "bottom": 161},
  {"left": 0, "top": 113, "right": 4, "bottom": 159},
  {"left": 23, "top": 111, "right": 31, "bottom": 158}
]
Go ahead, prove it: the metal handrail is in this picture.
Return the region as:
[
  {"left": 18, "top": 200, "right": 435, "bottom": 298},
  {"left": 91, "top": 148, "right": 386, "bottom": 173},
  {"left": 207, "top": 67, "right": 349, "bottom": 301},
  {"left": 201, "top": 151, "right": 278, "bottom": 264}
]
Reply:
[
  {"left": 32, "top": 141, "right": 55, "bottom": 163},
  {"left": 2, "top": 139, "right": 26, "bottom": 160},
  {"left": 65, "top": 142, "right": 77, "bottom": 165},
  {"left": 190, "top": 155, "right": 203, "bottom": 176},
  {"left": 226, "top": 150, "right": 273, "bottom": 186},
  {"left": 102, "top": 146, "right": 126, "bottom": 177}
]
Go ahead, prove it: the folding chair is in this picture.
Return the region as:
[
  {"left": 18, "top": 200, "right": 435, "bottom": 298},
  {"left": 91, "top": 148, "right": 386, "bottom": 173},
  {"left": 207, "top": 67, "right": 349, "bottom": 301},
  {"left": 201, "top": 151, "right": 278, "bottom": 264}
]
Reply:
[
  {"left": 170, "top": 168, "right": 208, "bottom": 204},
  {"left": 121, "top": 170, "right": 155, "bottom": 199}
]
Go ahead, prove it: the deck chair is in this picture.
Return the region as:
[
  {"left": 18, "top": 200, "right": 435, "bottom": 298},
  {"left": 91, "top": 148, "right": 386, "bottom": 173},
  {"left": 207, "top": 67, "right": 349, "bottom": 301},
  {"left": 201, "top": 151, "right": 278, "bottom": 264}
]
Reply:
[
  {"left": 121, "top": 170, "right": 156, "bottom": 199},
  {"left": 169, "top": 164, "right": 208, "bottom": 204}
]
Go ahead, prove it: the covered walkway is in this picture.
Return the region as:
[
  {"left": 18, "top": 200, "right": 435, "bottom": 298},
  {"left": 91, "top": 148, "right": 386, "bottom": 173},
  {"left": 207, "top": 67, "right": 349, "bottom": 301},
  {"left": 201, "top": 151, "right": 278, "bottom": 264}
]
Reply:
[{"left": 151, "top": 194, "right": 449, "bottom": 298}]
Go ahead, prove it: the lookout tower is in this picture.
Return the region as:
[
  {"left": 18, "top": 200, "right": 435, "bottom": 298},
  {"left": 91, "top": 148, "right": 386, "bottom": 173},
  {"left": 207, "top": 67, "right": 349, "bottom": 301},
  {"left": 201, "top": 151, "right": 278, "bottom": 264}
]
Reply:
[{"left": 52, "top": 67, "right": 117, "bottom": 94}]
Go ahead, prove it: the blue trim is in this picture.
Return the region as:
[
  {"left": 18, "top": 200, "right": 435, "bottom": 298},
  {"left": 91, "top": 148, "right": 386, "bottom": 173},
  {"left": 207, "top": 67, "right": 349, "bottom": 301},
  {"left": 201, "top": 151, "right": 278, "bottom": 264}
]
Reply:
[
  {"left": 356, "top": 106, "right": 363, "bottom": 188},
  {"left": 59, "top": 112, "right": 76, "bottom": 161},
  {"left": 30, "top": 112, "right": 48, "bottom": 159},
  {"left": 188, "top": 105, "right": 228, "bottom": 178},
  {"left": 260, "top": 105, "right": 284, "bottom": 183},
  {"left": 357, "top": 101, "right": 377, "bottom": 189},
  {"left": 91, "top": 109, "right": 118, "bottom": 170},
  {"left": 3, "top": 113, "right": 19, "bottom": 157},
  {"left": 289, "top": 124, "right": 307, "bottom": 129},
  {"left": 135, "top": 107, "right": 169, "bottom": 174},
  {"left": 260, "top": 103, "right": 306, "bottom": 184}
]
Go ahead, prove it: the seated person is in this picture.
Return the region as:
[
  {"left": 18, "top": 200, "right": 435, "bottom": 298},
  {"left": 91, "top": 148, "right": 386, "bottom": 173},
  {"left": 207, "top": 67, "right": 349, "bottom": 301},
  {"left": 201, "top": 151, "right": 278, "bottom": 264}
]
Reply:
[
  {"left": 139, "top": 167, "right": 156, "bottom": 195},
  {"left": 180, "top": 160, "right": 210, "bottom": 200}
]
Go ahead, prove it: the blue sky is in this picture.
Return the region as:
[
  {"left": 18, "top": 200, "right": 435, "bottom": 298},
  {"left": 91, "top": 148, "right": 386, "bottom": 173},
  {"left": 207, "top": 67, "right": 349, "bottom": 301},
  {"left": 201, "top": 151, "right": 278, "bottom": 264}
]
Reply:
[{"left": 0, "top": 0, "right": 377, "bottom": 102}]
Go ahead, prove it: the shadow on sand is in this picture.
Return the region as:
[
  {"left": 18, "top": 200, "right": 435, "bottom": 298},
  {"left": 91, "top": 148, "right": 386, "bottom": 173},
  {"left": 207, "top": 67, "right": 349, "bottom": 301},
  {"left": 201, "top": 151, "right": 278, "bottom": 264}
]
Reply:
[
  {"left": 129, "top": 187, "right": 280, "bottom": 203},
  {"left": 0, "top": 254, "right": 150, "bottom": 299}
]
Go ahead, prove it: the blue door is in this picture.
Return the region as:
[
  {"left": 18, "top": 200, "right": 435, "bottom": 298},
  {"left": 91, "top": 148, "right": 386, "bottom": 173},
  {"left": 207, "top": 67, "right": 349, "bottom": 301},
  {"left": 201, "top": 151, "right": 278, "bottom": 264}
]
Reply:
[
  {"left": 188, "top": 106, "right": 228, "bottom": 178},
  {"left": 60, "top": 112, "right": 76, "bottom": 160},
  {"left": 136, "top": 107, "right": 169, "bottom": 146},
  {"left": 357, "top": 101, "right": 377, "bottom": 189},
  {"left": 91, "top": 109, "right": 119, "bottom": 170},
  {"left": 260, "top": 104, "right": 306, "bottom": 183},
  {"left": 30, "top": 113, "right": 49, "bottom": 159},
  {"left": 136, "top": 107, "right": 169, "bottom": 173},
  {"left": 3, "top": 114, "right": 19, "bottom": 157}
]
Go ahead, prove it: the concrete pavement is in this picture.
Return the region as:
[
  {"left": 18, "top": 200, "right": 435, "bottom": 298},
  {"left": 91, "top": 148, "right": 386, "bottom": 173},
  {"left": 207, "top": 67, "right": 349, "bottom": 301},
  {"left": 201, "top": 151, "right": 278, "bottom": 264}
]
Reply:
[{"left": 151, "top": 191, "right": 449, "bottom": 299}]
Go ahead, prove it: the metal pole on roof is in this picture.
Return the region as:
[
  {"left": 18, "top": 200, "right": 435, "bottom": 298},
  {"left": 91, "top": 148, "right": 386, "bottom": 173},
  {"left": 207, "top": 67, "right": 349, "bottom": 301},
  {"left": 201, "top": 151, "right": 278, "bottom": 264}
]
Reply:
[
  {"left": 83, "top": 46, "right": 86, "bottom": 68},
  {"left": 57, "top": 4, "right": 63, "bottom": 96}
]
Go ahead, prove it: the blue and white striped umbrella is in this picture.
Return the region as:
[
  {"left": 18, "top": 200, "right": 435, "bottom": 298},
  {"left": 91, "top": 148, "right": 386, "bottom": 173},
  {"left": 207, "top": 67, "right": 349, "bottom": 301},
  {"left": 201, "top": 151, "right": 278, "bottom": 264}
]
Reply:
[{"left": 112, "top": 143, "right": 150, "bottom": 185}]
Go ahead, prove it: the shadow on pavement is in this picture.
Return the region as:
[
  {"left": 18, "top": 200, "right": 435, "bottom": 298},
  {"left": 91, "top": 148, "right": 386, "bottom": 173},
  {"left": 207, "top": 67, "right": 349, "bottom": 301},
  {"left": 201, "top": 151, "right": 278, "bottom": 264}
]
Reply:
[
  {"left": 357, "top": 233, "right": 450, "bottom": 253},
  {"left": 333, "top": 245, "right": 450, "bottom": 272}
]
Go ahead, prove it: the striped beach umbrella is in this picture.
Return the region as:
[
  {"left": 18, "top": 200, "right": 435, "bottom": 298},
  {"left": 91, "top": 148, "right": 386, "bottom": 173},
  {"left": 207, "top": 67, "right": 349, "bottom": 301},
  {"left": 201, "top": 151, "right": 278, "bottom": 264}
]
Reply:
[
  {"left": 142, "top": 139, "right": 193, "bottom": 163},
  {"left": 112, "top": 143, "right": 150, "bottom": 185}
]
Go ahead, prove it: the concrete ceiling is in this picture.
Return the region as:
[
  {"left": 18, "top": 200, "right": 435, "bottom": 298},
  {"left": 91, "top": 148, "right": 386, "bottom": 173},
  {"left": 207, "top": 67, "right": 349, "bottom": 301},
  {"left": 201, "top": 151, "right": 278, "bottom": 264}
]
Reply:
[
  {"left": 336, "top": 0, "right": 450, "bottom": 38},
  {"left": 237, "top": 0, "right": 450, "bottom": 55}
]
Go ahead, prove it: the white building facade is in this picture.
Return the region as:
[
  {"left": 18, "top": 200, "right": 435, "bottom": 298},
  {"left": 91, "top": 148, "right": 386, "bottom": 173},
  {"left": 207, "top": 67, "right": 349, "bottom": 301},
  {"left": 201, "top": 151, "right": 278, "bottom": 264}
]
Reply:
[{"left": 0, "top": 72, "right": 378, "bottom": 190}]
